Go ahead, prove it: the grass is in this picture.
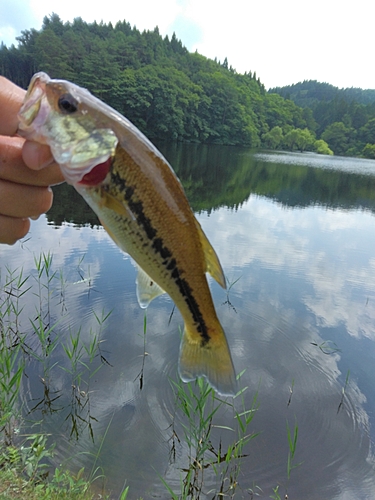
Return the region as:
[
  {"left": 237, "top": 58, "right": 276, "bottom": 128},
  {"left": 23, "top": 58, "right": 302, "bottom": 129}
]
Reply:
[
  {"left": 0, "top": 432, "right": 98, "bottom": 499},
  {"left": 0, "top": 467, "right": 96, "bottom": 500},
  {"left": 286, "top": 419, "right": 301, "bottom": 480},
  {"left": 337, "top": 369, "right": 350, "bottom": 414},
  {"left": 134, "top": 309, "right": 148, "bottom": 390}
]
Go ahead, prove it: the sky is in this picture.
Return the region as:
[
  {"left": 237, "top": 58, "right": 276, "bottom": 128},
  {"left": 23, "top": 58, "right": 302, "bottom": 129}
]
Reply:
[{"left": 0, "top": 0, "right": 374, "bottom": 90}]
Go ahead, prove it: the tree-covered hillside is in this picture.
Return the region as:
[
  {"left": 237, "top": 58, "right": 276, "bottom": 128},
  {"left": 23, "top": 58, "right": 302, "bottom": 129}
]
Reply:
[
  {"left": 270, "top": 81, "right": 375, "bottom": 107},
  {"left": 1, "top": 14, "right": 317, "bottom": 149},
  {"left": 270, "top": 81, "right": 375, "bottom": 158},
  {"left": 2, "top": 15, "right": 373, "bottom": 157}
]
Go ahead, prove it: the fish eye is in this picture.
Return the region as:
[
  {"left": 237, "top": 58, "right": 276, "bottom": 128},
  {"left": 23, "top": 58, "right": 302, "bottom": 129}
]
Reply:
[{"left": 58, "top": 94, "right": 78, "bottom": 114}]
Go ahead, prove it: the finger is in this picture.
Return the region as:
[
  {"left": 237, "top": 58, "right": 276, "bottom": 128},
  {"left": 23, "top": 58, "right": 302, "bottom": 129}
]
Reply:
[
  {"left": 22, "top": 140, "right": 65, "bottom": 184},
  {"left": 0, "top": 136, "right": 64, "bottom": 187},
  {"left": 0, "top": 179, "right": 53, "bottom": 218},
  {"left": 22, "top": 140, "right": 55, "bottom": 170},
  {"left": 0, "top": 77, "right": 25, "bottom": 136},
  {"left": 0, "top": 215, "right": 30, "bottom": 245}
]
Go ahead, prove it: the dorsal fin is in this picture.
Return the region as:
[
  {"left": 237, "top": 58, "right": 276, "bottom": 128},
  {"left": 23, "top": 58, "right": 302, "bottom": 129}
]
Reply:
[{"left": 195, "top": 219, "right": 226, "bottom": 289}]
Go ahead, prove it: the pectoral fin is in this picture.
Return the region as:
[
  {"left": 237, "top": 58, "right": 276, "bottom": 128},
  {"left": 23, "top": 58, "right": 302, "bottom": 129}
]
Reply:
[
  {"left": 100, "top": 191, "right": 136, "bottom": 220},
  {"left": 98, "top": 191, "right": 136, "bottom": 253},
  {"left": 136, "top": 265, "right": 165, "bottom": 309},
  {"left": 195, "top": 219, "right": 226, "bottom": 289},
  {"left": 98, "top": 218, "right": 128, "bottom": 254}
]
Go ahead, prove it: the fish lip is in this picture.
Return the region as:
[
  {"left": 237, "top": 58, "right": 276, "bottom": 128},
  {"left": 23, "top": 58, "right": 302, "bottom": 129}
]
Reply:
[
  {"left": 18, "top": 99, "right": 51, "bottom": 139},
  {"left": 17, "top": 72, "right": 51, "bottom": 138}
]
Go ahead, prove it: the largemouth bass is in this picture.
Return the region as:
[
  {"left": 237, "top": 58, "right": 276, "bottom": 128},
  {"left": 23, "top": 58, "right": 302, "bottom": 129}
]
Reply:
[{"left": 18, "top": 72, "right": 236, "bottom": 396}]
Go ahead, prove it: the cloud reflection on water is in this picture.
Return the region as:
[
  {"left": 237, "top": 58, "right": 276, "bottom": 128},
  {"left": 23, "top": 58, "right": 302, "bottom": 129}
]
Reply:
[
  {"left": 200, "top": 196, "right": 375, "bottom": 341},
  {"left": 1, "top": 183, "right": 375, "bottom": 498}
]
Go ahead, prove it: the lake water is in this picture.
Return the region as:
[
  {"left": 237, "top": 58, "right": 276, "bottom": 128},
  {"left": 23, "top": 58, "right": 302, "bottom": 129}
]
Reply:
[{"left": 1, "top": 144, "right": 375, "bottom": 499}]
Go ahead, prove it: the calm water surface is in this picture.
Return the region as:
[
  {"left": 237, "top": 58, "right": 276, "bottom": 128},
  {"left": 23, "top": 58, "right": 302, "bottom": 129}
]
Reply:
[{"left": 1, "top": 145, "right": 375, "bottom": 499}]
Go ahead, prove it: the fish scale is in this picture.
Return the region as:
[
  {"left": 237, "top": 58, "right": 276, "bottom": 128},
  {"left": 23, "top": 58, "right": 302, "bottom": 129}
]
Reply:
[{"left": 91, "top": 143, "right": 212, "bottom": 342}]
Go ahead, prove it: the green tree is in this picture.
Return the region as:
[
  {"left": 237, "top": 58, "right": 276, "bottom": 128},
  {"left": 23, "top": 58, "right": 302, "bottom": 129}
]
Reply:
[
  {"left": 283, "top": 128, "right": 300, "bottom": 150},
  {"left": 358, "top": 118, "right": 375, "bottom": 145},
  {"left": 295, "top": 128, "right": 315, "bottom": 151},
  {"left": 79, "top": 37, "right": 122, "bottom": 106},
  {"left": 351, "top": 103, "right": 368, "bottom": 129},
  {"left": 321, "top": 122, "right": 354, "bottom": 156},
  {"left": 262, "top": 126, "right": 283, "bottom": 149},
  {"left": 41, "top": 13, "right": 65, "bottom": 37},
  {"left": 302, "top": 107, "right": 317, "bottom": 131},
  {"left": 34, "top": 28, "right": 74, "bottom": 79},
  {"left": 314, "top": 139, "right": 333, "bottom": 155},
  {"left": 282, "top": 128, "right": 314, "bottom": 152},
  {"left": 362, "top": 143, "right": 375, "bottom": 159}
]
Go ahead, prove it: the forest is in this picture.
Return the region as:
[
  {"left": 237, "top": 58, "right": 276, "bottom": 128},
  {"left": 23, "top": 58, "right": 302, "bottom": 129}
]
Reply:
[
  {"left": 1, "top": 14, "right": 374, "bottom": 157},
  {"left": 271, "top": 81, "right": 375, "bottom": 158}
]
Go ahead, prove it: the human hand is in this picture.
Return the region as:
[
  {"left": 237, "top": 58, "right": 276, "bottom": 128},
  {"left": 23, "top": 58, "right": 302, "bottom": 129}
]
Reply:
[{"left": 0, "top": 76, "right": 64, "bottom": 245}]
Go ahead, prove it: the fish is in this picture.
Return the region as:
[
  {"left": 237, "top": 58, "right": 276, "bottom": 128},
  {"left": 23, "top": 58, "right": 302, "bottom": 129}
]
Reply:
[{"left": 18, "top": 72, "right": 237, "bottom": 396}]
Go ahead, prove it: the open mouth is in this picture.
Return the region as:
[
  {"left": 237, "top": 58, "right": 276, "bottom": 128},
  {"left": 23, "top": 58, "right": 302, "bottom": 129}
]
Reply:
[{"left": 78, "top": 157, "right": 112, "bottom": 186}]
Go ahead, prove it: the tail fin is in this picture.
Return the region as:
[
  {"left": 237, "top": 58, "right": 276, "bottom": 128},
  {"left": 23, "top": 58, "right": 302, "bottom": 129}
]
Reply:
[{"left": 178, "top": 325, "right": 237, "bottom": 397}]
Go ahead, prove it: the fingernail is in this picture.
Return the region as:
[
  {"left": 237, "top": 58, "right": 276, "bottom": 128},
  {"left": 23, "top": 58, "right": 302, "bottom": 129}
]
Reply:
[{"left": 39, "top": 156, "right": 55, "bottom": 170}]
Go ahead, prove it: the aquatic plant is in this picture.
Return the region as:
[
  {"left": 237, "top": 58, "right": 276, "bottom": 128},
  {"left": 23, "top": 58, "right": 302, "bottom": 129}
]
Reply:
[
  {"left": 0, "top": 265, "right": 30, "bottom": 446},
  {"left": 0, "top": 254, "right": 110, "bottom": 497},
  {"left": 286, "top": 419, "right": 301, "bottom": 480},
  {"left": 1, "top": 253, "right": 306, "bottom": 499},
  {"left": 163, "top": 372, "right": 259, "bottom": 499}
]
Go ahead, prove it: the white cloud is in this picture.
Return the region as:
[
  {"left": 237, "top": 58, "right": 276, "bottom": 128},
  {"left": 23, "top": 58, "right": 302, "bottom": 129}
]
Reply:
[
  {"left": 1, "top": 0, "right": 374, "bottom": 89},
  {"left": 0, "top": 0, "right": 39, "bottom": 47}
]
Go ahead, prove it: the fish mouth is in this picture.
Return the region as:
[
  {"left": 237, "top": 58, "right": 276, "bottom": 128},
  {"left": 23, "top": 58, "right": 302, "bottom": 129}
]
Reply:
[
  {"left": 18, "top": 72, "right": 51, "bottom": 139},
  {"left": 77, "top": 157, "right": 113, "bottom": 186},
  {"left": 61, "top": 153, "right": 113, "bottom": 185}
]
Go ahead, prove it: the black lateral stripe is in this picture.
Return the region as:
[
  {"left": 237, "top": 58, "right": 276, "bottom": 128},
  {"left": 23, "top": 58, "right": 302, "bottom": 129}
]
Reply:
[
  {"left": 111, "top": 170, "right": 156, "bottom": 240},
  {"left": 152, "top": 238, "right": 172, "bottom": 259},
  {"left": 171, "top": 267, "right": 210, "bottom": 344},
  {"left": 109, "top": 169, "right": 210, "bottom": 344}
]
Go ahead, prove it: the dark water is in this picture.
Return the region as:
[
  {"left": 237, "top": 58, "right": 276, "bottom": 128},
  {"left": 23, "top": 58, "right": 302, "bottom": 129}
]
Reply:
[{"left": 1, "top": 144, "right": 375, "bottom": 499}]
